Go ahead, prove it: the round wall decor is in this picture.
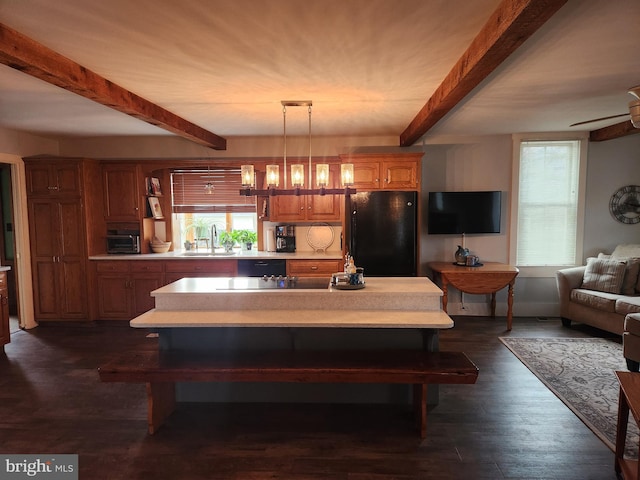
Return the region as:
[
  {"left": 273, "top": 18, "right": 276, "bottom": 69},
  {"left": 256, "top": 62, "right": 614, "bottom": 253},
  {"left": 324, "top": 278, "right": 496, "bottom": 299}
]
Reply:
[{"left": 610, "top": 185, "right": 640, "bottom": 224}]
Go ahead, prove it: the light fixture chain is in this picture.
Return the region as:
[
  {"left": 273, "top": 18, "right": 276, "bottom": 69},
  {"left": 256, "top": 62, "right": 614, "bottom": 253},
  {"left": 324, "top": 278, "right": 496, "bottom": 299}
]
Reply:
[
  {"left": 308, "top": 104, "right": 312, "bottom": 189},
  {"left": 283, "top": 104, "right": 287, "bottom": 189}
]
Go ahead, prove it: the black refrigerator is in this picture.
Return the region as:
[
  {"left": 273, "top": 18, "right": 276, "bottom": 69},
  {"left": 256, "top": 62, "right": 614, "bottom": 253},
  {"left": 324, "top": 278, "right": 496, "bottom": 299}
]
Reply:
[{"left": 347, "top": 191, "right": 417, "bottom": 276}]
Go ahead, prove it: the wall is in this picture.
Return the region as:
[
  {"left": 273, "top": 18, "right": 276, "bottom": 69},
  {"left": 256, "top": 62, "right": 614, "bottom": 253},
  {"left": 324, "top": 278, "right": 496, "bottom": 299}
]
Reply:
[{"left": 583, "top": 134, "right": 640, "bottom": 257}]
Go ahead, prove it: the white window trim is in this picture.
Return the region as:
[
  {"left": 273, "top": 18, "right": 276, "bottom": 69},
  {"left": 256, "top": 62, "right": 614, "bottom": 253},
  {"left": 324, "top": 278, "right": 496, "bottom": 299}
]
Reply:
[{"left": 508, "top": 132, "right": 589, "bottom": 278}]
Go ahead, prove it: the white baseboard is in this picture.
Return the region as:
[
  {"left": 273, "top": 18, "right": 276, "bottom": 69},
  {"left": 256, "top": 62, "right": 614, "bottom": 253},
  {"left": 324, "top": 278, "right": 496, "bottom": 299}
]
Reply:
[{"left": 445, "top": 301, "right": 560, "bottom": 318}]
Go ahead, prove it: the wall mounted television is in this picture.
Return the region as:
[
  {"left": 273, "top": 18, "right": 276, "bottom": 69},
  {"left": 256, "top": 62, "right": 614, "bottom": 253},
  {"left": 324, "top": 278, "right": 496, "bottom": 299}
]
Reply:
[{"left": 427, "top": 191, "right": 502, "bottom": 234}]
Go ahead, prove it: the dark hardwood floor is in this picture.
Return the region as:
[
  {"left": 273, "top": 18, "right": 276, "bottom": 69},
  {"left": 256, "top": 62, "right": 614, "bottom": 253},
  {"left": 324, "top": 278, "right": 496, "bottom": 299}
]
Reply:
[{"left": 0, "top": 316, "right": 622, "bottom": 479}]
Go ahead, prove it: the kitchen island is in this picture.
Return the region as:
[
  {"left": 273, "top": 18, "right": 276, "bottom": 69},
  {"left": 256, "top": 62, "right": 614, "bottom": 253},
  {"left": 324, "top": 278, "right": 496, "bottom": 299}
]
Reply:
[{"left": 100, "top": 276, "right": 478, "bottom": 436}]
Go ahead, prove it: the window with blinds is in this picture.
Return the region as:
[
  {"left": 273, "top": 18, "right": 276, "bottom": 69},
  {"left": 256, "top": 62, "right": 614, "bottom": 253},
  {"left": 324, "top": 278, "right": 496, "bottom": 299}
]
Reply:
[
  {"left": 171, "top": 168, "right": 256, "bottom": 213},
  {"left": 516, "top": 140, "right": 581, "bottom": 266}
]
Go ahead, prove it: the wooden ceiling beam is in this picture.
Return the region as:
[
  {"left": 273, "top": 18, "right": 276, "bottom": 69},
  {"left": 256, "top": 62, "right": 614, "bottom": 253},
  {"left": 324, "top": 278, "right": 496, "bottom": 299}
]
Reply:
[
  {"left": 0, "top": 22, "right": 226, "bottom": 150},
  {"left": 400, "top": 0, "right": 568, "bottom": 146},
  {"left": 589, "top": 121, "right": 639, "bottom": 142}
]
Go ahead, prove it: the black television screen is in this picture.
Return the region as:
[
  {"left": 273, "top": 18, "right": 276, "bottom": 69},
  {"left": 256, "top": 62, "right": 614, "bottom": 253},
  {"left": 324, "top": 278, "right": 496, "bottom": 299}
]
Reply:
[{"left": 428, "top": 191, "right": 502, "bottom": 234}]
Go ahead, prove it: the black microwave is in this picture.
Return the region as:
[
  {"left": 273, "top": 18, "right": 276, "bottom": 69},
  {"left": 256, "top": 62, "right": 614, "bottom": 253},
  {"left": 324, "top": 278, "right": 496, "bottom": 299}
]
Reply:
[{"left": 106, "top": 234, "right": 141, "bottom": 254}]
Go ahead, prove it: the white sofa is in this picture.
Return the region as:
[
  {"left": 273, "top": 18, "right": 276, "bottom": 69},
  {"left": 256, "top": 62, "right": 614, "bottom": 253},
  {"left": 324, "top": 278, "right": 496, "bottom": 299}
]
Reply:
[{"left": 556, "top": 244, "right": 640, "bottom": 335}]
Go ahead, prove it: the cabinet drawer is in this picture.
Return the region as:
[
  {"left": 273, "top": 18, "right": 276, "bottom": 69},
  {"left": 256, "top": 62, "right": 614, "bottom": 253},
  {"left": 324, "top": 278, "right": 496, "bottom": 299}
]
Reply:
[
  {"left": 130, "top": 261, "right": 164, "bottom": 273},
  {"left": 95, "top": 261, "right": 129, "bottom": 273},
  {"left": 287, "top": 259, "right": 342, "bottom": 276},
  {"left": 0, "top": 271, "right": 7, "bottom": 287},
  {"left": 164, "top": 260, "right": 237, "bottom": 274}
]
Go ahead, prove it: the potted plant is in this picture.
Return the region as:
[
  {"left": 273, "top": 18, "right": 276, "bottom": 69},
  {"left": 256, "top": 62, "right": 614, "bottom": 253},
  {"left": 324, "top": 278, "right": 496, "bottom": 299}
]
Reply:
[
  {"left": 219, "top": 231, "right": 235, "bottom": 252},
  {"left": 235, "top": 229, "right": 257, "bottom": 250}
]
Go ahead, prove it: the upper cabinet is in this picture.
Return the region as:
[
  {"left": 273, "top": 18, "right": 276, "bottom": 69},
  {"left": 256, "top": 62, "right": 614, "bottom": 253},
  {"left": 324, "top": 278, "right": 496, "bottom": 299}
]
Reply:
[
  {"left": 25, "top": 161, "right": 82, "bottom": 197},
  {"left": 339, "top": 153, "right": 422, "bottom": 191},
  {"left": 102, "top": 163, "right": 142, "bottom": 221},
  {"left": 270, "top": 162, "right": 342, "bottom": 222}
]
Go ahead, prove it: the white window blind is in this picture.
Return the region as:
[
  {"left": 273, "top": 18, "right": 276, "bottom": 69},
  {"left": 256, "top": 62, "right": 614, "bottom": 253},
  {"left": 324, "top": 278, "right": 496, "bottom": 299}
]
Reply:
[
  {"left": 171, "top": 168, "right": 256, "bottom": 213},
  {"left": 516, "top": 140, "right": 580, "bottom": 266}
]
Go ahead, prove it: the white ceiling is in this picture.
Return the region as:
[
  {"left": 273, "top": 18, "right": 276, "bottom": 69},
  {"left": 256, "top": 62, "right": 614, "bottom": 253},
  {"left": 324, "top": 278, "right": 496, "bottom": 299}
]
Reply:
[{"left": 0, "top": 0, "right": 638, "bottom": 144}]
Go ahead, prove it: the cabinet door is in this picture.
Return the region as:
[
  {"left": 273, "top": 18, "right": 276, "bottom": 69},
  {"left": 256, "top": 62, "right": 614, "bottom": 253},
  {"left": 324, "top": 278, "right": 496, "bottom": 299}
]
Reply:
[
  {"left": 351, "top": 162, "right": 381, "bottom": 190},
  {"left": 25, "top": 162, "right": 80, "bottom": 196},
  {"left": 130, "top": 262, "right": 164, "bottom": 316},
  {"left": 131, "top": 274, "right": 163, "bottom": 316},
  {"left": 271, "top": 195, "right": 306, "bottom": 222},
  {"left": 96, "top": 274, "right": 131, "bottom": 318},
  {"left": 28, "top": 199, "right": 61, "bottom": 318},
  {"left": 103, "top": 165, "right": 141, "bottom": 221},
  {"left": 382, "top": 160, "right": 418, "bottom": 190},
  {"left": 306, "top": 164, "right": 342, "bottom": 221}
]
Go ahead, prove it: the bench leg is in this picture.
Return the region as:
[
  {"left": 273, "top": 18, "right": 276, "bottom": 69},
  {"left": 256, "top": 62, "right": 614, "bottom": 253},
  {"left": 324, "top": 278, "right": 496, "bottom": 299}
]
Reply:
[
  {"left": 413, "top": 383, "right": 427, "bottom": 439},
  {"left": 146, "top": 382, "right": 176, "bottom": 435}
]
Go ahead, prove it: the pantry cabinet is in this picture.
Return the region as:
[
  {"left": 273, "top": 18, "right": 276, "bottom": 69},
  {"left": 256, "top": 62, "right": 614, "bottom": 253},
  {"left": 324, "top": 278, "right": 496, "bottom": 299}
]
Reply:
[
  {"left": 25, "top": 157, "right": 102, "bottom": 321},
  {"left": 339, "top": 153, "right": 422, "bottom": 191}
]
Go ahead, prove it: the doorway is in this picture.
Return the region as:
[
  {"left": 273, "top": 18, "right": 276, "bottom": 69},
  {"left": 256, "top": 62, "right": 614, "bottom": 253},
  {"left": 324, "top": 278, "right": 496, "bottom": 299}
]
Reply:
[{"left": 0, "top": 164, "right": 20, "bottom": 328}]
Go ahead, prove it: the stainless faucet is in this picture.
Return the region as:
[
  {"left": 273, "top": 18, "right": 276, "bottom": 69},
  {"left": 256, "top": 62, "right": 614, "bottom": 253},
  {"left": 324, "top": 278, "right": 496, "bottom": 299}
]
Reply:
[{"left": 211, "top": 224, "right": 218, "bottom": 251}]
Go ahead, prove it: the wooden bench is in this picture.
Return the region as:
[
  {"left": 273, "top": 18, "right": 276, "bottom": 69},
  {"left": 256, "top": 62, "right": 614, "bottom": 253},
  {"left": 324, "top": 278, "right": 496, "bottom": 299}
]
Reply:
[{"left": 98, "top": 349, "right": 479, "bottom": 438}]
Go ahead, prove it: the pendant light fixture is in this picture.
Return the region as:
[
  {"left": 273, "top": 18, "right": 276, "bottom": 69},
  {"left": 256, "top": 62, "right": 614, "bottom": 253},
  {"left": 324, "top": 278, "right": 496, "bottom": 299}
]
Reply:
[
  {"left": 240, "top": 101, "right": 355, "bottom": 196},
  {"left": 203, "top": 165, "right": 214, "bottom": 194}
]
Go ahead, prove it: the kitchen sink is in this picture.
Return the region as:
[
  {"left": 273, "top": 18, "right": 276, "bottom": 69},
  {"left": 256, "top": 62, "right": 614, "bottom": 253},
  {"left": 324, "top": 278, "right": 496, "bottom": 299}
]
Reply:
[{"left": 180, "top": 251, "right": 236, "bottom": 257}]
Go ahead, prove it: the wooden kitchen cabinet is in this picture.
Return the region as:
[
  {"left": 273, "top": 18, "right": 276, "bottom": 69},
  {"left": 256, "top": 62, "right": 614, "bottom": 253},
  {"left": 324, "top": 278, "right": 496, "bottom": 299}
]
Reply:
[
  {"left": 270, "top": 164, "right": 342, "bottom": 222},
  {"left": 94, "top": 261, "right": 164, "bottom": 319},
  {"left": 287, "top": 259, "right": 342, "bottom": 277},
  {"left": 102, "top": 163, "right": 142, "bottom": 221},
  {"left": 340, "top": 153, "right": 422, "bottom": 191},
  {"left": 0, "top": 271, "right": 9, "bottom": 350},
  {"left": 25, "top": 158, "right": 102, "bottom": 321},
  {"left": 25, "top": 161, "right": 82, "bottom": 196}
]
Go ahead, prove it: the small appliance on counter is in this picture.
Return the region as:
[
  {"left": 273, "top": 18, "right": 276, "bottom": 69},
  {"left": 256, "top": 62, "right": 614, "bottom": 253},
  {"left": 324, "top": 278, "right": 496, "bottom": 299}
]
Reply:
[
  {"left": 106, "top": 229, "right": 141, "bottom": 254},
  {"left": 275, "top": 225, "right": 296, "bottom": 252}
]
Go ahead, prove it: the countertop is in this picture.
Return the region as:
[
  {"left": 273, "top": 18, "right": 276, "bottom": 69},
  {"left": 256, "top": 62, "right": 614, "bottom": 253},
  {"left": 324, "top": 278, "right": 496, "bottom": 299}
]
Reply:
[
  {"left": 90, "top": 250, "right": 343, "bottom": 261},
  {"left": 130, "top": 277, "right": 450, "bottom": 329}
]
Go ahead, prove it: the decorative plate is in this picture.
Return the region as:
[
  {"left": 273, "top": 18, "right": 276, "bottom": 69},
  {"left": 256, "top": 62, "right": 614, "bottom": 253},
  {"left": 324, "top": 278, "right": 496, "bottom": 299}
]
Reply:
[{"left": 306, "top": 223, "right": 335, "bottom": 252}]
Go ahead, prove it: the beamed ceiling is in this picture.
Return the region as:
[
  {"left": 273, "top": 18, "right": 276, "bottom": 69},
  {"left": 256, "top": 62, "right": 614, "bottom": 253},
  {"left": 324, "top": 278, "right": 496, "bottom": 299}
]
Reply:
[{"left": 0, "top": 0, "right": 638, "bottom": 148}]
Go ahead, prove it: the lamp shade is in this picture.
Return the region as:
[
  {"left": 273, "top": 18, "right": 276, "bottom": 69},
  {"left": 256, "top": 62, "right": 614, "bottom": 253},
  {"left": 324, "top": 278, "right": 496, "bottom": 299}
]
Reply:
[
  {"left": 291, "top": 164, "right": 305, "bottom": 187},
  {"left": 316, "top": 164, "right": 329, "bottom": 187},
  {"left": 341, "top": 164, "right": 354, "bottom": 186},
  {"left": 266, "top": 165, "right": 280, "bottom": 187},
  {"left": 240, "top": 165, "right": 255, "bottom": 187}
]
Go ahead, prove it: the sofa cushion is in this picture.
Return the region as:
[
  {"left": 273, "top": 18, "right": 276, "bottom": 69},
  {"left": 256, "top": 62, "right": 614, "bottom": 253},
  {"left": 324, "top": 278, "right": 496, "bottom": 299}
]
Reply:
[
  {"left": 599, "top": 249, "right": 640, "bottom": 294},
  {"left": 571, "top": 288, "right": 617, "bottom": 313},
  {"left": 615, "top": 298, "right": 640, "bottom": 316},
  {"left": 581, "top": 257, "right": 627, "bottom": 294},
  {"left": 612, "top": 244, "right": 640, "bottom": 259}
]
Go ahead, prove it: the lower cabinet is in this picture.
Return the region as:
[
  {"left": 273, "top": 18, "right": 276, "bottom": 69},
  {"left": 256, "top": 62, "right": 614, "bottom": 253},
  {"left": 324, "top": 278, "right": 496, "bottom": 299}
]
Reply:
[
  {"left": 94, "top": 261, "right": 164, "bottom": 320},
  {"left": 287, "top": 259, "right": 342, "bottom": 277},
  {"left": 0, "top": 271, "right": 9, "bottom": 350}
]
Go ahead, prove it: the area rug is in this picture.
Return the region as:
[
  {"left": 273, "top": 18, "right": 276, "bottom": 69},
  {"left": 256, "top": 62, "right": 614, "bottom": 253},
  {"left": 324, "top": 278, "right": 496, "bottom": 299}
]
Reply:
[{"left": 500, "top": 337, "right": 639, "bottom": 457}]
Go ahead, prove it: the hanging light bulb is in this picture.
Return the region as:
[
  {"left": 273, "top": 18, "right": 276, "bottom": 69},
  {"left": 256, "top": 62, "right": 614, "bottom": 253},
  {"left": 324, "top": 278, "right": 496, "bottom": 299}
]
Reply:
[{"left": 204, "top": 165, "right": 214, "bottom": 194}]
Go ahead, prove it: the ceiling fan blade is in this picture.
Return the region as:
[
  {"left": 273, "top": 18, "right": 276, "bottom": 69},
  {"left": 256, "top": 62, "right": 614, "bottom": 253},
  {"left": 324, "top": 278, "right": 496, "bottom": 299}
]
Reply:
[{"left": 570, "top": 113, "right": 630, "bottom": 127}]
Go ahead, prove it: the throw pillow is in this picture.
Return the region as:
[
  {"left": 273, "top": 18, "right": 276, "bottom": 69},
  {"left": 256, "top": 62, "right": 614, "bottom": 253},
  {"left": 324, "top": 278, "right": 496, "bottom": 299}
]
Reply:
[
  {"left": 617, "top": 257, "right": 640, "bottom": 295},
  {"left": 581, "top": 258, "right": 627, "bottom": 294}
]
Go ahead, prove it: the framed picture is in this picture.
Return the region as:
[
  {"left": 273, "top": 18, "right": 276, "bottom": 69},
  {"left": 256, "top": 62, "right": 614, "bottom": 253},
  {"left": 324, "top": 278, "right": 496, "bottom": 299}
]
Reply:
[
  {"left": 148, "top": 197, "right": 164, "bottom": 219},
  {"left": 150, "top": 177, "right": 162, "bottom": 195}
]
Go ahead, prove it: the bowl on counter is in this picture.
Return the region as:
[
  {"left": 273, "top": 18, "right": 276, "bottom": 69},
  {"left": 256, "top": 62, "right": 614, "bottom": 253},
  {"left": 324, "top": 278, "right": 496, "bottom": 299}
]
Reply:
[{"left": 150, "top": 241, "right": 171, "bottom": 253}]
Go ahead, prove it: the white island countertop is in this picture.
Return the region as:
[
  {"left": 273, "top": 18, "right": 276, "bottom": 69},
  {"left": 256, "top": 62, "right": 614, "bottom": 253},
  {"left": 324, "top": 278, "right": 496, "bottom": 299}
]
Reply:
[{"left": 130, "top": 276, "right": 452, "bottom": 329}]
